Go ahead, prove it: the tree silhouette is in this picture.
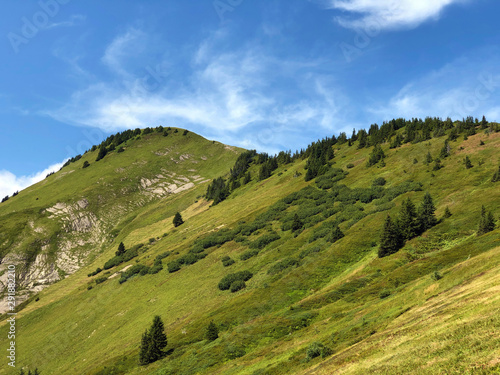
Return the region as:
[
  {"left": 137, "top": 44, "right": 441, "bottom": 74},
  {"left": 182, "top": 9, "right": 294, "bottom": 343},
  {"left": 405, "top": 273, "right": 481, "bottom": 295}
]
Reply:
[
  {"left": 173, "top": 212, "right": 184, "bottom": 227},
  {"left": 206, "top": 321, "right": 219, "bottom": 341},
  {"left": 140, "top": 316, "right": 168, "bottom": 365}
]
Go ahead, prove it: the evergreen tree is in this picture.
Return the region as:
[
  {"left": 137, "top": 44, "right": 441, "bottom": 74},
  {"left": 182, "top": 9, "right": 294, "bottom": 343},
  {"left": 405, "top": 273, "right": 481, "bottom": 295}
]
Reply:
[
  {"left": 206, "top": 177, "right": 229, "bottom": 205},
  {"left": 399, "top": 198, "right": 419, "bottom": 240},
  {"left": 173, "top": 212, "right": 184, "bottom": 227},
  {"left": 243, "top": 171, "right": 251, "bottom": 184},
  {"left": 140, "top": 316, "right": 168, "bottom": 365},
  {"left": 366, "top": 145, "right": 385, "bottom": 167},
  {"left": 481, "top": 115, "right": 488, "bottom": 129},
  {"left": 82, "top": 161, "right": 90, "bottom": 169},
  {"left": 206, "top": 321, "right": 219, "bottom": 341},
  {"left": 378, "top": 215, "right": 402, "bottom": 258},
  {"left": 116, "top": 242, "right": 126, "bottom": 256},
  {"left": 464, "top": 156, "right": 473, "bottom": 169},
  {"left": 95, "top": 146, "right": 108, "bottom": 162},
  {"left": 417, "top": 193, "right": 437, "bottom": 232},
  {"left": 432, "top": 158, "right": 443, "bottom": 171},
  {"left": 478, "top": 206, "right": 495, "bottom": 235},
  {"left": 291, "top": 214, "right": 303, "bottom": 232},
  {"left": 439, "top": 140, "right": 450, "bottom": 159}
]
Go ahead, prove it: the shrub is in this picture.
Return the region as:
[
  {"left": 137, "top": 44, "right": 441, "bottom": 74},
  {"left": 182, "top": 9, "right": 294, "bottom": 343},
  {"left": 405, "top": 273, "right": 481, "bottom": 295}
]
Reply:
[
  {"left": 103, "top": 255, "right": 123, "bottom": 270},
  {"left": 379, "top": 290, "right": 391, "bottom": 299},
  {"left": 240, "top": 250, "right": 259, "bottom": 261},
  {"left": 268, "top": 258, "right": 299, "bottom": 275},
  {"left": 155, "top": 251, "right": 171, "bottom": 261},
  {"left": 82, "top": 161, "right": 90, "bottom": 169},
  {"left": 306, "top": 342, "right": 332, "bottom": 360},
  {"left": 226, "top": 345, "right": 246, "bottom": 359},
  {"left": 218, "top": 270, "right": 253, "bottom": 291},
  {"left": 167, "top": 260, "right": 182, "bottom": 273},
  {"left": 230, "top": 279, "right": 246, "bottom": 292},
  {"left": 95, "top": 276, "right": 108, "bottom": 284},
  {"left": 221, "top": 256, "right": 235, "bottom": 267},
  {"left": 346, "top": 163, "right": 355, "bottom": 169},
  {"left": 249, "top": 232, "right": 281, "bottom": 249},
  {"left": 432, "top": 271, "right": 443, "bottom": 281},
  {"left": 372, "top": 177, "right": 386, "bottom": 186},
  {"left": 87, "top": 268, "right": 102, "bottom": 277}
]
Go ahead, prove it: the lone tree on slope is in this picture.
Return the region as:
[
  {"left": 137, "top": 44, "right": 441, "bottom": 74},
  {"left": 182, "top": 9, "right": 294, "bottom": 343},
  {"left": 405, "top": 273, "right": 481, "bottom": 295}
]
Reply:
[
  {"left": 173, "top": 212, "right": 184, "bottom": 227},
  {"left": 140, "top": 315, "right": 168, "bottom": 365}
]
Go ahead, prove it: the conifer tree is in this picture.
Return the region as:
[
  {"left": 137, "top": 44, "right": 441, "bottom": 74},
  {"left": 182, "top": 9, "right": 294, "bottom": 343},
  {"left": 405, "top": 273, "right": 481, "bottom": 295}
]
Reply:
[
  {"left": 378, "top": 215, "right": 402, "bottom": 257},
  {"left": 425, "top": 152, "right": 433, "bottom": 165},
  {"left": 464, "top": 156, "right": 473, "bottom": 169},
  {"left": 116, "top": 242, "right": 126, "bottom": 256},
  {"left": 417, "top": 193, "right": 437, "bottom": 232},
  {"left": 399, "top": 198, "right": 419, "bottom": 240},
  {"left": 173, "top": 212, "right": 184, "bottom": 227},
  {"left": 478, "top": 206, "right": 495, "bottom": 235},
  {"left": 206, "top": 321, "right": 219, "bottom": 341},
  {"left": 140, "top": 316, "right": 168, "bottom": 365},
  {"left": 439, "top": 140, "right": 450, "bottom": 159}
]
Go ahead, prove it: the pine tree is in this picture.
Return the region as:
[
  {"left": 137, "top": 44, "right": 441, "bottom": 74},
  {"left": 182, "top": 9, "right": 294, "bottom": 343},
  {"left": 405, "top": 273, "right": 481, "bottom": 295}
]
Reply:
[
  {"left": 378, "top": 215, "right": 402, "bottom": 258},
  {"left": 478, "top": 206, "right": 495, "bottom": 235},
  {"left": 206, "top": 321, "right": 219, "bottom": 341},
  {"left": 116, "top": 242, "right": 126, "bottom": 256},
  {"left": 464, "top": 156, "right": 473, "bottom": 169},
  {"left": 417, "top": 193, "right": 437, "bottom": 232},
  {"left": 140, "top": 316, "right": 168, "bottom": 365},
  {"left": 425, "top": 152, "right": 433, "bottom": 165},
  {"left": 95, "top": 146, "right": 108, "bottom": 162},
  {"left": 243, "top": 171, "right": 251, "bottom": 184},
  {"left": 399, "top": 198, "right": 419, "bottom": 240},
  {"left": 173, "top": 212, "right": 184, "bottom": 227},
  {"left": 139, "top": 329, "right": 152, "bottom": 365},
  {"left": 82, "top": 161, "right": 90, "bottom": 169},
  {"left": 439, "top": 140, "right": 450, "bottom": 159},
  {"left": 291, "top": 214, "right": 303, "bottom": 232}
]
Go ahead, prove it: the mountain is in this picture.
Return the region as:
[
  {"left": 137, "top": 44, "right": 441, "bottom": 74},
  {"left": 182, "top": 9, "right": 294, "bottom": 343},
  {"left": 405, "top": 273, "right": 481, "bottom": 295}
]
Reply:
[{"left": 0, "top": 121, "right": 499, "bottom": 375}]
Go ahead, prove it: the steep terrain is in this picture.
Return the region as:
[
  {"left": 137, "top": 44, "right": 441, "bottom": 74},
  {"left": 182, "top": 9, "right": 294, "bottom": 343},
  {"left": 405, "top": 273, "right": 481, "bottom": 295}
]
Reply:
[{"left": 0, "top": 121, "right": 499, "bottom": 375}]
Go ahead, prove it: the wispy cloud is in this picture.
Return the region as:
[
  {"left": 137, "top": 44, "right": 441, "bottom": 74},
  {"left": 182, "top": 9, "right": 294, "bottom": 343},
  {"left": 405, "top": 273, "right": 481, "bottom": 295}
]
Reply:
[
  {"left": 0, "top": 161, "right": 67, "bottom": 199},
  {"left": 369, "top": 53, "right": 500, "bottom": 121},
  {"left": 46, "top": 14, "right": 86, "bottom": 29},
  {"left": 44, "top": 28, "right": 350, "bottom": 152},
  {"left": 325, "top": 0, "right": 465, "bottom": 30}
]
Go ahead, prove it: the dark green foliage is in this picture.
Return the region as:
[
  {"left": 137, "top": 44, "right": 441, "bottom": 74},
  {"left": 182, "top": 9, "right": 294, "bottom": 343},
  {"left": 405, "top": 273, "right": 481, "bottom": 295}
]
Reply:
[
  {"left": 372, "top": 177, "right": 386, "bottom": 186},
  {"left": 82, "top": 161, "right": 90, "bottom": 169},
  {"left": 226, "top": 345, "right": 246, "bottom": 359},
  {"left": 413, "top": 158, "right": 418, "bottom": 164},
  {"left": 139, "top": 316, "right": 167, "bottom": 365},
  {"left": 417, "top": 193, "right": 437, "bottom": 232},
  {"left": 432, "top": 158, "right": 443, "bottom": 171},
  {"left": 1, "top": 196, "right": 9, "bottom": 203},
  {"left": 304, "top": 137, "right": 336, "bottom": 181},
  {"left": 87, "top": 268, "right": 102, "bottom": 277},
  {"left": 173, "top": 212, "right": 184, "bottom": 227},
  {"left": 399, "top": 198, "right": 419, "bottom": 241},
  {"left": 291, "top": 214, "right": 304, "bottom": 232},
  {"left": 221, "top": 256, "right": 235, "bottom": 267},
  {"left": 366, "top": 145, "right": 385, "bottom": 167},
  {"left": 116, "top": 242, "right": 126, "bottom": 256},
  {"left": 378, "top": 215, "right": 403, "bottom": 258},
  {"left": 206, "top": 177, "right": 229, "bottom": 205},
  {"left": 167, "top": 260, "right": 182, "bottom": 273},
  {"left": 478, "top": 206, "right": 496, "bottom": 235},
  {"left": 240, "top": 250, "right": 259, "bottom": 261},
  {"left": 95, "top": 146, "right": 108, "bottom": 162},
  {"left": 464, "top": 156, "right": 473, "bottom": 169},
  {"left": 390, "top": 133, "right": 403, "bottom": 149},
  {"left": 218, "top": 270, "right": 253, "bottom": 291},
  {"left": 432, "top": 271, "right": 443, "bottom": 281},
  {"left": 306, "top": 342, "right": 332, "bottom": 360},
  {"left": 230, "top": 279, "right": 246, "bottom": 292},
  {"left": 492, "top": 166, "right": 500, "bottom": 182},
  {"left": 258, "top": 157, "right": 278, "bottom": 180},
  {"left": 206, "top": 321, "right": 219, "bottom": 341},
  {"left": 267, "top": 258, "right": 299, "bottom": 275},
  {"left": 103, "top": 255, "right": 124, "bottom": 270},
  {"left": 315, "top": 168, "right": 347, "bottom": 189},
  {"left": 117, "top": 146, "right": 125, "bottom": 153},
  {"left": 379, "top": 290, "right": 391, "bottom": 299},
  {"left": 443, "top": 207, "right": 452, "bottom": 218},
  {"left": 424, "top": 152, "right": 433, "bottom": 165},
  {"left": 155, "top": 251, "right": 171, "bottom": 261},
  {"left": 243, "top": 171, "right": 252, "bottom": 184},
  {"left": 95, "top": 276, "right": 108, "bottom": 284},
  {"left": 119, "top": 265, "right": 151, "bottom": 284},
  {"left": 326, "top": 225, "right": 344, "bottom": 243},
  {"left": 249, "top": 232, "right": 280, "bottom": 249},
  {"left": 149, "top": 258, "right": 163, "bottom": 274},
  {"left": 346, "top": 163, "right": 355, "bottom": 169},
  {"left": 182, "top": 130, "right": 188, "bottom": 135}
]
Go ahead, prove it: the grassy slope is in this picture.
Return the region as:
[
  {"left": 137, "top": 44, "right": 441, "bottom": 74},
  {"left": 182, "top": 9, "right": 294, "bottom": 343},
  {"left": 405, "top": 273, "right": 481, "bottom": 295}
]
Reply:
[{"left": 1, "top": 129, "right": 499, "bottom": 375}]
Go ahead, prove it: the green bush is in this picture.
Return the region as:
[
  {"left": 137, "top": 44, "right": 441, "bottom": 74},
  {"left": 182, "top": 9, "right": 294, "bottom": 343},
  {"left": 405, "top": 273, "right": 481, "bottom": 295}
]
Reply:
[
  {"left": 372, "top": 177, "right": 386, "bottom": 186},
  {"left": 379, "top": 290, "right": 391, "bottom": 299},
  {"left": 218, "top": 270, "right": 253, "bottom": 291},
  {"left": 306, "top": 342, "right": 332, "bottom": 360},
  {"left": 240, "top": 250, "right": 259, "bottom": 261},
  {"left": 95, "top": 276, "right": 108, "bottom": 284},
  {"left": 103, "top": 255, "right": 123, "bottom": 270},
  {"left": 167, "top": 260, "right": 182, "bottom": 273},
  {"left": 249, "top": 232, "right": 280, "bottom": 249},
  {"left": 221, "top": 256, "right": 235, "bottom": 267},
  {"left": 226, "top": 345, "right": 246, "bottom": 359},
  {"left": 230, "top": 279, "right": 246, "bottom": 292},
  {"left": 268, "top": 258, "right": 299, "bottom": 275}
]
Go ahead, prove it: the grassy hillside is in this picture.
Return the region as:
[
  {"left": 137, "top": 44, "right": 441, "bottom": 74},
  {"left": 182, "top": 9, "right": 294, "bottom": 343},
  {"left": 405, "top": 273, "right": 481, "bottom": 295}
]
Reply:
[{"left": 1, "top": 123, "right": 499, "bottom": 375}]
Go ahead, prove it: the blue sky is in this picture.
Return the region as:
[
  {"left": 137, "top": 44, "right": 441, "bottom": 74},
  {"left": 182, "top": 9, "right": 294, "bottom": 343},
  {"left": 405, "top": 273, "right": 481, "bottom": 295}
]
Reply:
[{"left": 1, "top": 0, "right": 500, "bottom": 197}]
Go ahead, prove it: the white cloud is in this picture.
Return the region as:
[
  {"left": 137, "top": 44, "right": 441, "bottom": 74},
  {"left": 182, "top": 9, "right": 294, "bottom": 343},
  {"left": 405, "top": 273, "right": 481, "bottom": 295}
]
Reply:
[
  {"left": 46, "top": 14, "right": 86, "bottom": 29},
  {"left": 326, "top": 0, "right": 465, "bottom": 30},
  {"left": 369, "top": 55, "right": 500, "bottom": 121},
  {"left": 0, "top": 161, "right": 67, "bottom": 199},
  {"left": 44, "top": 29, "right": 350, "bottom": 153}
]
